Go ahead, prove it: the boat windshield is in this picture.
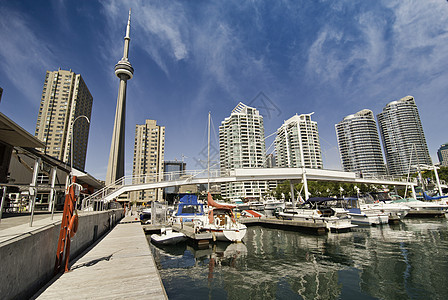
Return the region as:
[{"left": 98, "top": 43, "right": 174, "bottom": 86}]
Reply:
[{"left": 180, "top": 205, "right": 203, "bottom": 214}]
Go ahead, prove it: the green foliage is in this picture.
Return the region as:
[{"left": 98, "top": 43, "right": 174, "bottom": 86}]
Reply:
[{"left": 272, "top": 180, "right": 378, "bottom": 199}]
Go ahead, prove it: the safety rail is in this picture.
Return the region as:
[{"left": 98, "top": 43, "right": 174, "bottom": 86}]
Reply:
[
  {"left": 354, "top": 172, "right": 416, "bottom": 183},
  {"left": 81, "top": 169, "right": 223, "bottom": 211}
]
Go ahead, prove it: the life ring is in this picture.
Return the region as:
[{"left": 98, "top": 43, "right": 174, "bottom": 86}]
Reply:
[
  {"left": 68, "top": 214, "right": 79, "bottom": 238},
  {"left": 194, "top": 219, "right": 203, "bottom": 227},
  {"left": 214, "top": 217, "right": 221, "bottom": 227}
]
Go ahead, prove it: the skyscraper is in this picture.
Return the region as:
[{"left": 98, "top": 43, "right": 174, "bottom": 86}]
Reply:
[
  {"left": 377, "top": 96, "right": 431, "bottom": 175},
  {"left": 335, "top": 109, "right": 386, "bottom": 175},
  {"left": 219, "top": 102, "right": 268, "bottom": 199},
  {"left": 35, "top": 69, "right": 92, "bottom": 171},
  {"left": 131, "top": 119, "right": 165, "bottom": 203},
  {"left": 106, "top": 9, "right": 134, "bottom": 185},
  {"left": 275, "top": 113, "right": 323, "bottom": 169},
  {"left": 437, "top": 143, "right": 448, "bottom": 167}
]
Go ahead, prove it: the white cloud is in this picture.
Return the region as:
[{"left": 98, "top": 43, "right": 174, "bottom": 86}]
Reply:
[{"left": 304, "top": 0, "right": 448, "bottom": 101}]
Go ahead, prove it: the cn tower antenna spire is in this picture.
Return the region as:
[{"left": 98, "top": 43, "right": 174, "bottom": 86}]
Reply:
[
  {"left": 123, "top": 8, "right": 131, "bottom": 60},
  {"left": 105, "top": 8, "right": 134, "bottom": 186}
]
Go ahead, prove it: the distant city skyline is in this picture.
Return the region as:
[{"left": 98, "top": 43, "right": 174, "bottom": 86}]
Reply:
[{"left": 1, "top": 1, "right": 448, "bottom": 180}]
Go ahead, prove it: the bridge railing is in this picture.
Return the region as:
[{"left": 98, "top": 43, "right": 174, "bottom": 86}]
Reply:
[
  {"left": 354, "top": 172, "right": 415, "bottom": 183},
  {"left": 82, "top": 169, "right": 223, "bottom": 210}
]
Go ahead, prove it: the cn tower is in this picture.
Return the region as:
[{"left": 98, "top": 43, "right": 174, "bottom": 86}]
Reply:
[{"left": 106, "top": 9, "right": 134, "bottom": 185}]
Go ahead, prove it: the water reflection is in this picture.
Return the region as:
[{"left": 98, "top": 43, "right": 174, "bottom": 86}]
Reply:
[{"left": 149, "top": 219, "right": 448, "bottom": 300}]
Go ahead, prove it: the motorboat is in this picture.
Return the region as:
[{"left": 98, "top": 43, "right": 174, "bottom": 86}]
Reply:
[
  {"left": 229, "top": 199, "right": 250, "bottom": 211},
  {"left": 276, "top": 197, "right": 357, "bottom": 232},
  {"left": 247, "top": 201, "right": 265, "bottom": 211},
  {"left": 139, "top": 208, "right": 152, "bottom": 224},
  {"left": 200, "top": 193, "right": 247, "bottom": 242},
  {"left": 263, "top": 198, "right": 286, "bottom": 216},
  {"left": 390, "top": 196, "right": 448, "bottom": 217},
  {"left": 360, "top": 193, "right": 410, "bottom": 223},
  {"left": 241, "top": 209, "right": 265, "bottom": 218},
  {"left": 344, "top": 197, "right": 389, "bottom": 225},
  {"left": 173, "top": 193, "right": 206, "bottom": 223},
  {"left": 151, "top": 227, "right": 187, "bottom": 245}
]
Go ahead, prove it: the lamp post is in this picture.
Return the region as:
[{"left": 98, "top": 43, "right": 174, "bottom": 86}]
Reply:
[{"left": 70, "top": 115, "right": 90, "bottom": 177}]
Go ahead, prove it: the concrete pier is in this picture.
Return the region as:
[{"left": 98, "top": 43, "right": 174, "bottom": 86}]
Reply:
[{"left": 34, "top": 216, "right": 167, "bottom": 299}]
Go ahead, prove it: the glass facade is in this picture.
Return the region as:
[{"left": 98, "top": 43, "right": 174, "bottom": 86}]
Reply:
[
  {"left": 335, "top": 109, "right": 386, "bottom": 175},
  {"left": 377, "top": 96, "right": 431, "bottom": 175}
]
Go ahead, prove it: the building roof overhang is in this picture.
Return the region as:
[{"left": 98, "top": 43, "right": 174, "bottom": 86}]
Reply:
[{"left": 0, "top": 112, "right": 45, "bottom": 148}]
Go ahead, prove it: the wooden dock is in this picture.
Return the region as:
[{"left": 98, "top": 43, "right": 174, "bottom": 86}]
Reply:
[
  {"left": 34, "top": 216, "right": 167, "bottom": 299},
  {"left": 240, "top": 217, "right": 327, "bottom": 234}
]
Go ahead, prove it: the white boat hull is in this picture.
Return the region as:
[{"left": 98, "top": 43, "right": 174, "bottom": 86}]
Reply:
[
  {"left": 348, "top": 213, "right": 389, "bottom": 225},
  {"left": 151, "top": 230, "right": 187, "bottom": 245},
  {"left": 209, "top": 227, "right": 247, "bottom": 242},
  {"left": 278, "top": 210, "right": 356, "bottom": 232}
]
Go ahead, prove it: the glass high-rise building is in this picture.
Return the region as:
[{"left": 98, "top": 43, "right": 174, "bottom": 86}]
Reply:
[
  {"left": 437, "top": 143, "right": 448, "bottom": 167},
  {"left": 377, "top": 96, "right": 431, "bottom": 175},
  {"left": 219, "top": 102, "right": 268, "bottom": 199},
  {"left": 35, "top": 69, "right": 92, "bottom": 171},
  {"left": 131, "top": 119, "right": 165, "bottom": 203},
  {"left": 275, "top": 113, "right": 323, "bottom": 169},
  {"left": 335, "top": 109, "right": 386, "bottom": 175}
]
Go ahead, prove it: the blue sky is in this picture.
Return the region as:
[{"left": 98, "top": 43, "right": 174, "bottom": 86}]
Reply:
[{"left": 1, "top": 0, "right": 448, "bottom": 180}]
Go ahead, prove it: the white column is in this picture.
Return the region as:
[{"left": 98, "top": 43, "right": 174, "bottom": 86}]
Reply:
[
  {"left": 433, "top": 165, "right": 443, "bottom": 196},
  {"left": 29, "top": 158, "right": 41, "bottom": 226}
]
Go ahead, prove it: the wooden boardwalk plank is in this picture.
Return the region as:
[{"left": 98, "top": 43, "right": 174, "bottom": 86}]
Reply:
[{"left": 35, "top": 217, "right": 167, "bottom": 300}]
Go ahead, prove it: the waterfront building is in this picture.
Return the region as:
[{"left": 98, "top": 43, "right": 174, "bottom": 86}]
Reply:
[
  {"left": 219, "top": 102, "right": 268, "bottom": 199},
  {"left": 275, "top": 113, "right": 323, "bottom": 169},
  {"left": 437, "top": 143, "right": 448, "bottom": 167},
  {"left": 131, "top": 120, "right": 165, "bottom": 203},
  {"left": 335, "top": 109, "right": 386, "bottom": 175},
  {"left": 106, "top": 9, "right": 134, "bottom": 185},
  {"left": 34, "top": 69, "right": 92, "bottom": 171},
  {"left": 377, "top": 96, "right": 432, "bottom": 175}
]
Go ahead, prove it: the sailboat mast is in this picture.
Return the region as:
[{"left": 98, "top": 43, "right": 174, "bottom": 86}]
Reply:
[{"left": 207, "top": 111, "right": 211, "bottom": 193}]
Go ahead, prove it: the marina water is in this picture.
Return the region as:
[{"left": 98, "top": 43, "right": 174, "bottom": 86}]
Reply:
[{"left": 148, "top": 219, "right": 448, "bottom": 299}]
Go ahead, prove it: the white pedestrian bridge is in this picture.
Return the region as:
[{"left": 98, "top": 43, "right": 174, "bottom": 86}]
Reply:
[{"left": 82, "top": 168, "right": 419, "bottom": 209}]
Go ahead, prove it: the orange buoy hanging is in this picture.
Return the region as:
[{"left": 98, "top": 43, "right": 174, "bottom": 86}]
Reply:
[
  {"left": 68, "top": 213, "right": 79, "bottom": 238},
  {"left": 54, "top": 176, "right": 79, "bottom": 274}
]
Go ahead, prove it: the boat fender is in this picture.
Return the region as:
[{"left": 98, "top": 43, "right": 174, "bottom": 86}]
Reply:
[
  {"left": 68, "top": 214, "right": 79, "bottom": 238},
  {"left": 214, "top": 217, "right": 221, "bottom": 227}
]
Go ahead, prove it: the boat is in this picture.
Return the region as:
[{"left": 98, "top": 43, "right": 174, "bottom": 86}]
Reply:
[
  {"left": 139, "top": 208, "right": 152, "bottom": 224},
  {"left": 390, "top": 195, "right": 448, "bottom": 218},
  {"left": 344, "top": 197, "right": 389, "bottom": 225},
  {"left": 276, "top": 197, "right": 357, "bottom": 232},
  {"left": 230, "top": 199, "right": 250, "bottom": 211},
  {"left": 173, "top": 193, "right": 206, "bottom": 223},
  {"left": 360, "top": 192, "right": 410, "bottom": 223},
  {"left": 247, "top": 201, "right": 265, "bottom": 211},
  {"left": 263, "top": 197, "right": 286, "bottom": 216},
  {"left": 241, "top": 209, "right": 265, "bottom": 218},
  {"left": 151, "top": 227, "right": 187, "bottom": 245},
  {"left": 201, "top": 193, "right": 247, "bottom": 242}
]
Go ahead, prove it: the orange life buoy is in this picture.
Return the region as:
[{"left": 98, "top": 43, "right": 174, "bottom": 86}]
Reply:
[{"left": 68, "top": 214, "right": 79, "bottom": 238}]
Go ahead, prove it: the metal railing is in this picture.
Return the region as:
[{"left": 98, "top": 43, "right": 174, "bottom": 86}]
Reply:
[{"left": 81, "top": 169, "right": 223, "bottom": 211}]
